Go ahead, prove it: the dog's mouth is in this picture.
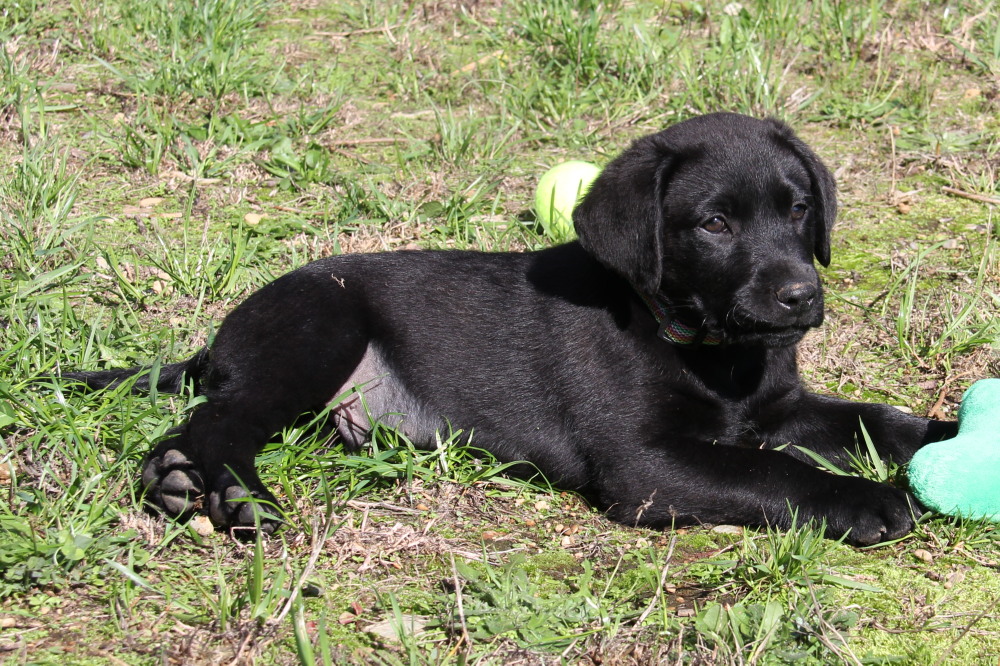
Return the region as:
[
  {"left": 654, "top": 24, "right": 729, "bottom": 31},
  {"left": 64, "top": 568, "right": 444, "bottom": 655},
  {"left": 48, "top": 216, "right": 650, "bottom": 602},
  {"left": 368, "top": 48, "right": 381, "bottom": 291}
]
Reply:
[
  {"left": 723, "top": 309, "right": 822, "bottom": 347},
  {"left": 639, "top": 292, "right": 822, "bottom": 349},
  {"left": 730, "top": 325, "right": 812, "bottom": 347},
  {"left": 658, "top": 312, "right": 812, "bottom": 348}
]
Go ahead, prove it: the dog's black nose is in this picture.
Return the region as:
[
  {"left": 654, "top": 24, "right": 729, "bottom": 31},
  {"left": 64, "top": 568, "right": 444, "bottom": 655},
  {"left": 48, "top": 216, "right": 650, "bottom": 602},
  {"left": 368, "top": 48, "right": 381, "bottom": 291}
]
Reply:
[{"left": 775, "top": 282, "right": 817, "bottom": 311}]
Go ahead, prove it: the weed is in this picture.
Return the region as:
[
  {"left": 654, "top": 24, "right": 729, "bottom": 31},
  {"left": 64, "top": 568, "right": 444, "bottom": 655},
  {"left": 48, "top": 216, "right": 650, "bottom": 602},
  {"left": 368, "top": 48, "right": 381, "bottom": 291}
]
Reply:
[
  {"left": 494, "top": 0, "right": 677, "bottom": 129},
  {"left": 886, "top": 233, "right": 1000, "bottom": 371},
  {"left": 106, "top": 104, "right": 179, "bottom": 176},
  {"left": 0, "top": 377, "right": 163, "bottom": 597},
  {"left": 444, "top": 554, "right": 608, "bottom": 649},
  {"left": 0, "top": 0, "right": 41, "bottom": 33},
  {"left": 693, "top": 590, "right": 862, "bottom": 663},
  {"left": 90, "top": 0, "right": 279, "bottom": 101},
  {"left": 676, "top": 1, "right": 803, "bottom": 116},
  {"left": 699, "top": 519, "right": 875, "bottom": 598},
  {"left": 3, "top": 141, "right": 78, "bottom": 233},
  {"left": 686, "top": 520, "right": 878, "bottom": 661},
  {"left": 945, "top": 3, "right": 1000, "bottom": 78},
  {"left": 813, "top": 0, "right": 886, "bottom": 64}
]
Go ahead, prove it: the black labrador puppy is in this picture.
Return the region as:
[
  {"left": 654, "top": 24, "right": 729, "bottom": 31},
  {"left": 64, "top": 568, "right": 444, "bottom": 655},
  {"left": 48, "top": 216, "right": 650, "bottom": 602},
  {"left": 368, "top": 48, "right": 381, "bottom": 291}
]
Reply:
[{"left": 63, "top": 113, "right": 957, "bottom": 546}]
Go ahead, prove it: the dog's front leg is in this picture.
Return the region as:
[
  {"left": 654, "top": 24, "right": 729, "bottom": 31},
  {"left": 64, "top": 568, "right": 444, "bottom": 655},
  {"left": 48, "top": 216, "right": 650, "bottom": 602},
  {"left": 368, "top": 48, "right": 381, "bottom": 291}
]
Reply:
[
  {"left": 765, "top": 393, "right": 958, "bottom": 467},
  {"left": 596, "top": 442, "right": 918, "bottom": 546}
]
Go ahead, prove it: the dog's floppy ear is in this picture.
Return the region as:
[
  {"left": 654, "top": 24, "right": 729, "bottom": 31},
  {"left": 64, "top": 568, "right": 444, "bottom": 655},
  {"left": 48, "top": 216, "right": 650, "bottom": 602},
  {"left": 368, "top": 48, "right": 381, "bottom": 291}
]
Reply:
[
  {"left": 573, "top": 134, "right": 674, "bottom": 294},
  {"left": 768, "top": 119, "right": 837, "bottom": 267}
]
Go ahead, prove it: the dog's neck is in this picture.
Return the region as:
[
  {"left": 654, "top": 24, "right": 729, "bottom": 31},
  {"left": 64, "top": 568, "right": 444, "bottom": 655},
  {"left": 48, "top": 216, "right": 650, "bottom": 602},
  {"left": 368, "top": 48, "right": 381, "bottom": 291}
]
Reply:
[{"left": 635, "top": 289, "right": 725, "bottom": 347}]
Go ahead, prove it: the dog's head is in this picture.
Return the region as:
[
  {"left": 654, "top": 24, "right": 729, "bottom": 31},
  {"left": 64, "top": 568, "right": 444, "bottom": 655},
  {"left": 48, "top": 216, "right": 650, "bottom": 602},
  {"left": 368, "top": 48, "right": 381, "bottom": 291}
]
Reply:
[{"left": 574, "top": 113, "right": 835, "bottom": 348}]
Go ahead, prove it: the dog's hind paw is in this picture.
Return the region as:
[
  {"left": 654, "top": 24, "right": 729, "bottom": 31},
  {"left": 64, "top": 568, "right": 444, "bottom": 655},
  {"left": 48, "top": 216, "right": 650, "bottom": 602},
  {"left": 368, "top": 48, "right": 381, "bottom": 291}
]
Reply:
[
  {"left": 208, "top": 470, "right": 283, "bottom": 535},
  {"left": 142, "top": 446, "right": 206, "bottom": 518},
  {"left": 141, "top": 444, "right": 283, "bottom": 534}
]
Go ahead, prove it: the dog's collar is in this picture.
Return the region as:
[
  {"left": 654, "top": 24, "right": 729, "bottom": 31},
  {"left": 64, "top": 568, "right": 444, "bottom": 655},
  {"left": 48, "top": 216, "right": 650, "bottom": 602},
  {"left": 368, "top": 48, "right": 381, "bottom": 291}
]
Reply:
[{"left": 635, "top": 290, "right": 725, "bottom": 347}]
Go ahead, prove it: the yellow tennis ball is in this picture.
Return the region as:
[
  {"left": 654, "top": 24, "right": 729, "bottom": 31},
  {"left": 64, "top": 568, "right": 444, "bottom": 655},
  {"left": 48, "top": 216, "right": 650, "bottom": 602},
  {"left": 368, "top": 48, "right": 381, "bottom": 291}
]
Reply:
[{"left": 534, "top": 161, "right": 601, "bottom": 241}]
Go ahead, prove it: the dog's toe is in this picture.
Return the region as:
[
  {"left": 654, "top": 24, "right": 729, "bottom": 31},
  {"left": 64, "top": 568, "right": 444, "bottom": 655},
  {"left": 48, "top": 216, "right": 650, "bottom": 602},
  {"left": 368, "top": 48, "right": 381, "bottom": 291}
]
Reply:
[
  {"left": 208, "top": 472, "right": 283, "bottom": 534},
  {"left": 159, "top": 469, "right": 204, "bottom": 514},
  {"left": 141, "top": 445, "right": 205, "bottom": 517},
  {"left": 140, "top": 441, "right": 280, "bottom": 534},
  {"left": 819, "top": 480, "right": 916, "bottom": 546}
]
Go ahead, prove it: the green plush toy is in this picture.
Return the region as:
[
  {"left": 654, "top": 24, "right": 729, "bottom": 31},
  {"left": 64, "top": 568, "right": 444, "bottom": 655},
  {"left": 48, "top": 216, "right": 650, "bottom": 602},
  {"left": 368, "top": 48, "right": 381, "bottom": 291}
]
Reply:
[{"left": 908, "top": 378, "right": 1000, "bottom": 521}]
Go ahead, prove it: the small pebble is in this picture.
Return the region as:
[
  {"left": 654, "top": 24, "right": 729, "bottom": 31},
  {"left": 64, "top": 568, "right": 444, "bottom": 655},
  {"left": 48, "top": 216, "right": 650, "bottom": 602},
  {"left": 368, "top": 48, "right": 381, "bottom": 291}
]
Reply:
[
  {"left": 944, "top": 570, "right": 966, "bottom": 589},
  {"left": 190, "top": 515, "right": 215, "bottom": 537},
  {"left": 711, "top": 524, "right": 743, "bottom": 535}
]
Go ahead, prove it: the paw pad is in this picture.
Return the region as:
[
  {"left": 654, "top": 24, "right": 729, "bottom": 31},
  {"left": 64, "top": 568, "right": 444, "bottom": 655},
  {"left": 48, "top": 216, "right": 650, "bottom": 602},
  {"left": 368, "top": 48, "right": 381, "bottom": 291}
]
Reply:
[{"left": 141, "top": 446, "right": 205, "bottom": 517}]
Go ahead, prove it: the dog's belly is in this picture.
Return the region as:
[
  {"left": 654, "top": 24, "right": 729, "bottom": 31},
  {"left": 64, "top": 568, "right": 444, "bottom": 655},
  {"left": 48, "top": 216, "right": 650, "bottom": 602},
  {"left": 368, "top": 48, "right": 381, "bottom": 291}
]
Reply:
[{"left": 329, "top": 345, "right": 446, "bottom": 449}]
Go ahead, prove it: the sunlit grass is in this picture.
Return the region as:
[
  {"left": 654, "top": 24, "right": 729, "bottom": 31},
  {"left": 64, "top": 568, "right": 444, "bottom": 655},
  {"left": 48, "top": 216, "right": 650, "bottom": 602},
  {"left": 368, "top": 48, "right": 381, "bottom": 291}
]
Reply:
[{"left": 2, "top": 0, "right": 1000, "bottom": 663}]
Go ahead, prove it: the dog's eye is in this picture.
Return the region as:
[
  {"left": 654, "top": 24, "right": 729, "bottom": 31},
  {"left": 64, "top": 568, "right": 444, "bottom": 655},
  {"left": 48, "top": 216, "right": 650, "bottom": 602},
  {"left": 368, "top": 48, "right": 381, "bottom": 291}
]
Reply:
[
  {"left": 790, "top": 204, "right": 808, "bottom": 221},
  {"left": 701, "top": 216, "right": 728, "bottom": 234}
]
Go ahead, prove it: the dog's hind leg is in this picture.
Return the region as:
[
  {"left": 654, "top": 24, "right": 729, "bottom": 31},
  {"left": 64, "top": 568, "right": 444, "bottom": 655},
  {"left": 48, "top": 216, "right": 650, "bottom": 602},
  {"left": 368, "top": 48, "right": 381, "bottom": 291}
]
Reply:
[
  {"left": 139, "top": 267, "right": 372, "bottom": 532},
  {"left": 141, "top": 345, "right": 369, "bottom": 531}
]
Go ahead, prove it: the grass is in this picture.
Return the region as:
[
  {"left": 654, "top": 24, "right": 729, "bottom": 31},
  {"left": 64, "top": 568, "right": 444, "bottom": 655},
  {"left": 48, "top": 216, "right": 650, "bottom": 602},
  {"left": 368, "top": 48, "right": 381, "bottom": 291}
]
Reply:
[{"left": 1, "top": 0, "right": 1000, "bottom": 662}]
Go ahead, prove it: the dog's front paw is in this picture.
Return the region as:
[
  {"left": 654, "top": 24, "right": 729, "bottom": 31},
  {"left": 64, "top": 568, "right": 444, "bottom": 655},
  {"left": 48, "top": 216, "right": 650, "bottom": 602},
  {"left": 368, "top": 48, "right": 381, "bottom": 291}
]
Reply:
[
  {"left": 817, "top": 478, "right": 916, "bottom": 546},
  {"left": 207, "top": 468, "right": 283, "bottom": 535},
  {"left": 141, "top": 444, "right": 206, "bottom": 518}
]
